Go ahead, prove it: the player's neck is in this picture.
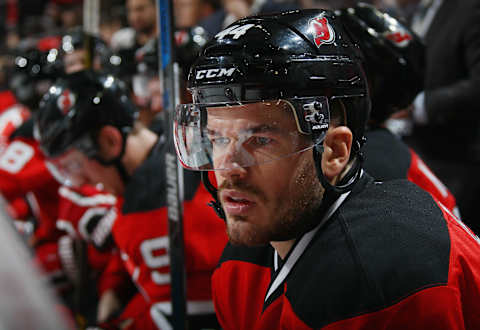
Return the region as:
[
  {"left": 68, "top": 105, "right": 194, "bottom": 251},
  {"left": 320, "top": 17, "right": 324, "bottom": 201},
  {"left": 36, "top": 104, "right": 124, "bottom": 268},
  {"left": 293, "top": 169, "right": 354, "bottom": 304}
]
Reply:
[
  {"left": 123, "top": 127, "right": 158, "bottom": 174},
  {"left": 271, "top": 239, "right": 296, "bottom": 260}
]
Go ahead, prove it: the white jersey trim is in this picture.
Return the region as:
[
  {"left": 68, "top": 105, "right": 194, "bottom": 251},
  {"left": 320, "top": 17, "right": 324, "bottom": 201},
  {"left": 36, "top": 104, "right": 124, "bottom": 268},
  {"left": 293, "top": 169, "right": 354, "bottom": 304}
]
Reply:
[
  {"left": 58, "top": 186, "right": 117, "bottom": 207},
  {"left": 267, "top": 190, "right": 352, "bottom": 302}
]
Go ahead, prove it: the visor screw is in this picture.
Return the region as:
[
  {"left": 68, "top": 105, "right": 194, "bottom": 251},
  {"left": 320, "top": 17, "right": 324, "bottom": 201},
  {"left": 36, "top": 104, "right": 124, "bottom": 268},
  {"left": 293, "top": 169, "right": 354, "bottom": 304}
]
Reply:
[
  {"left": 314, "top": 101, "right": 322, "bottom": 110},
  {"left": 225, "top": 87, "right": 235, "bottom": 100}
]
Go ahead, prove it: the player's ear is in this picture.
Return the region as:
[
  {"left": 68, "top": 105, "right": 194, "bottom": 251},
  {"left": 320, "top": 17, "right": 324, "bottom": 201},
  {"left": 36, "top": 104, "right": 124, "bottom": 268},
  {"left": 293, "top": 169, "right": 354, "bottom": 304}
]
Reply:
[
  {"left": 96, "top": 125, "right": 123, "bottom": 161},
  {"left": 321, "top": 126, "right": 352, "bottom": 182}
]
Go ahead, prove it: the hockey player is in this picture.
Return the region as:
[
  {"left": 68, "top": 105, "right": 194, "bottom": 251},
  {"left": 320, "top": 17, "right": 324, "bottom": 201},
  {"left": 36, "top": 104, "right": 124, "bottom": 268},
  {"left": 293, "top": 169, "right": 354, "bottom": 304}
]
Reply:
[
  {"left": 0, "top": 41, "right": 114, "bottom": 323},
  {"left": 132, "top": 25, "right": 209, "bottom": 128},
  {"left": 339, "top": 3, "right": 460, "bottom": 217},
  {"left": 173, "top": 9, "right": 480, "bottom": 329},
  {"left": 35, "top": 70, "right": 227, "bottom": 329},
  {"left": 0, "top": 45, "right": 63, "bottom": 248}
]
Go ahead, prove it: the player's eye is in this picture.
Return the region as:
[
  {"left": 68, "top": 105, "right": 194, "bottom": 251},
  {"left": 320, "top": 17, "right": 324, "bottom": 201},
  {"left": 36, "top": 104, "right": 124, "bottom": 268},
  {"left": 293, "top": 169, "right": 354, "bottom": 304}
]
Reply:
[
  {"left": 210, "top": 136, "right": 230, "bottom": 147},
  {"left": 248, "top": 136, "right": 273, "bottom": 147}
]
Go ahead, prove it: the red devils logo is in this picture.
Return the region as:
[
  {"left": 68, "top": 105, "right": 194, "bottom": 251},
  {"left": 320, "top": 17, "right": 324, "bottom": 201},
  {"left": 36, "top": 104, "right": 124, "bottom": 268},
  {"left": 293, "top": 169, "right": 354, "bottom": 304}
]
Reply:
[
  {"left": 57, "top": 89, "right": 76, "bottom": 115},
  {"left": 310, "top": 15, "right": 335, "bottom": 47},
  {"left": 384, "top": 30, "right": 412, "bottom": 48},
  {"left": 175, "top": 30, "right": 189, "bottom": 46}
]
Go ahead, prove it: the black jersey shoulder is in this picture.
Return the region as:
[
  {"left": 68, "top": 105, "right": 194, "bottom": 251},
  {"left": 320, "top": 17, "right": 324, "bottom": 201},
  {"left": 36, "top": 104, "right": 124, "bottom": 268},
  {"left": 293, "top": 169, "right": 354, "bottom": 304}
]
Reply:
[
  {"left": 363, "top": 128, "right": 411, "bottom": 181},
  {"left": 122, "top": 139, "right": 201, "bottom": 214},
  {"left": 285, "top": 176, "right": 450, "bottom": 328},
  {"left": 218, "top": 242, "right": 273, "bottom": 269}
]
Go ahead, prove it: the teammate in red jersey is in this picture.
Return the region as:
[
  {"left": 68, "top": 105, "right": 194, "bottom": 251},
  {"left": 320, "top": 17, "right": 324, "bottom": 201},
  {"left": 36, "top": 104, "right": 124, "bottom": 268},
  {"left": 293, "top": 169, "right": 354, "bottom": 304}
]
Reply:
[
  {"left": 173, "top": 9, "right": 480, "bottom": 329},
  {"left": 35, "top": 70, "right": 227, "bottom": 329},
  {"left": 339, "top": 4, "right": 459, "bottom": 217},
  {"left": 0, "top": 91, "right": 33, "bottom": 222}
]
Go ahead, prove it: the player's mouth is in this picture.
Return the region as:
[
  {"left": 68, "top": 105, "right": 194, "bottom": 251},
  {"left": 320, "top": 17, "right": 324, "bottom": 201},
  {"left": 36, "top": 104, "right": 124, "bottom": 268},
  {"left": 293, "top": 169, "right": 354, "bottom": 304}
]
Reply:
[{"left": 220, "top": 190, "right": 257, "bottom": 216}]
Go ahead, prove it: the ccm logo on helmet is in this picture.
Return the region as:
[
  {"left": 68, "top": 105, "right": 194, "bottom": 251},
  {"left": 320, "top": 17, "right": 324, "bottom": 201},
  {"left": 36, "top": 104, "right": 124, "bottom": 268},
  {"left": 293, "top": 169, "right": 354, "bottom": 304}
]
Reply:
[{"left": 195, "top": 67, "right": 236, "bottom": 80}]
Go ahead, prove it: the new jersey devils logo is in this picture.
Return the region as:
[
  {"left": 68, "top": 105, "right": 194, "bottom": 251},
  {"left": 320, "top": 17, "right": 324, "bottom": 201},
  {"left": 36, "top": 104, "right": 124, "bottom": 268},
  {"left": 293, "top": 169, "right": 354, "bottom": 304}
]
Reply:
[
  {"left": 384, "top": 29, "right": 412, "bottom": 48},
  {"left": 175, "top": 30, "right": 189, "bottom": 46},
  {"left": 57, "top": 89, "right": 76, "bottom": 115},
  {"left": 310, "top": 15, "right": 335, "bottom": 47}
]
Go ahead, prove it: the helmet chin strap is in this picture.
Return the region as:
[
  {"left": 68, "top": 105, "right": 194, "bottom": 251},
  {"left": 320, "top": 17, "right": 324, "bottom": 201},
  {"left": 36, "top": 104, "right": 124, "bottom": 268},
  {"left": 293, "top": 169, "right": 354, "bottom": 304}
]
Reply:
[
  {"left": 201, "top": 171, "right": 226, "bottom": 221},
  {"left": 312, "top": 139, "right": 364, "bottom": 197}
]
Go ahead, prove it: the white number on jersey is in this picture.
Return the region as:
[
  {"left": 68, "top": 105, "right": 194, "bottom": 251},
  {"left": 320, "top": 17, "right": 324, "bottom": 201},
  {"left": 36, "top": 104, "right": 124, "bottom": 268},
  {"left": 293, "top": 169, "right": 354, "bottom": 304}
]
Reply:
[
  {"left": 140, "top": 237, "right": 171, "bottom": 285},
  {"left": 0, "top": 141, "right": 34, "bottom": 174}
]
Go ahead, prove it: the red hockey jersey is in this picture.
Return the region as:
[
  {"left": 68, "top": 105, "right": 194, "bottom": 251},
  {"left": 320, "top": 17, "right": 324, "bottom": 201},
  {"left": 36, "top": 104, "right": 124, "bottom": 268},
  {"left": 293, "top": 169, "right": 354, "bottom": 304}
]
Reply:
[
  {"left": 212, "top": 174, "right": 480, "bottom": 329},
  {"left": 0, "top": 135, "right": 61, "bottom": 244},
  {"left": 104, "top": 141, "right": 227, "bottom": 329}
]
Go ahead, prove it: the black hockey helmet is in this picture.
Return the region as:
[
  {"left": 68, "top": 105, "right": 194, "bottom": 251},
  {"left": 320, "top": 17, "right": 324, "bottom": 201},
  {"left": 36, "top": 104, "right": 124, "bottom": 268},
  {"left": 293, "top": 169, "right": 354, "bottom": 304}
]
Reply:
[
  {"left": 178, "top": 9, "right": 369, "bottom": 167},
  {"left": 132, "top": 26, "right": 209, "bottom": 110},
  {"left": 59, "top": 27, "right": 113, "bottom": 73},
  {"left": 173, "top": 9, "right": 371, "bottom": 218},
  {"left": 186, "top": 9, "right": 369, "bottom": 149},
  {"left": 134, "top": 25, "right": 209, "bottom": 78},
  {"left": 35, "top": 70, "right": 137, "bottom": 159},
  {"left": 338, "top": 3, "right": 425, "bottom": 124},
  {"left": 9, "top": 44, "right": 63, "bottom": 109}
]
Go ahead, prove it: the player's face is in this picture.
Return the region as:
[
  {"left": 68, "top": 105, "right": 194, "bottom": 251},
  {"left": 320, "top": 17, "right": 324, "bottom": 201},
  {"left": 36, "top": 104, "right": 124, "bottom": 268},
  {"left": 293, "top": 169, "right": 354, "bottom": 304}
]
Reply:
[
  {"left": 209, "top": 103, "right": 324, "bottom": 246},
  {"left": 50, "top": 149, "right": 124, "bottom": 195},
  {"left": 133, "top": 75, "right": 163, "bottom": 114},
  {"left": 64, "top": 49, "right": 86, "bottom": 74},
  {"left": 64, "top": 49, "right": 102, "bottom": 74},
  {"left": 127, "top": 0, "right": 157, "bottom": 35},
  {"left": 174, "top": 0, "right": 202, "bottom": 28}
]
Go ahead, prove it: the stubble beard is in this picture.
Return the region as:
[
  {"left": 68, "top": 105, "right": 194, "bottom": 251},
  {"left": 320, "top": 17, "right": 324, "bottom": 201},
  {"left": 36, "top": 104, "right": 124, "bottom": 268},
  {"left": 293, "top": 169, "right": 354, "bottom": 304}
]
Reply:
[{"left": 225, "top": 158, "right": 324, "bottom": 246}]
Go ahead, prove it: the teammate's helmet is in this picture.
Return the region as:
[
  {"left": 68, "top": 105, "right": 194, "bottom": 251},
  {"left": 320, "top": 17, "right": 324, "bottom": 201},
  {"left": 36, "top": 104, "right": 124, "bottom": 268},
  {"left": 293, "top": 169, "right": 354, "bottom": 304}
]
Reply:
[
  {"left": 9, "top": 46, "right": 62, "bottom": 109},
  {"left": 35, "top": 70, "right": 137, "bottom": 158},
  {"left": 174, "top": 9, "right": 370, "bottom": 172},
  {"left": 338, "top": 3, "right": 425, "bottom": 124},
  {"left": 132, "top": 26, "right": 209, "bottom": 109},
  {"left": 135, "top": 26, "right": 209, "bottom": 78},
  {"left": 59, "top": 27, "right": 112, "bottom": 73}
]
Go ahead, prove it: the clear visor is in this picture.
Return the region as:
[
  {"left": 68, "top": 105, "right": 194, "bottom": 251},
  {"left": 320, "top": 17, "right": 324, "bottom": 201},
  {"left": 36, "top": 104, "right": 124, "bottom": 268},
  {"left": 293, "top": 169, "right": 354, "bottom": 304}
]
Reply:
[{"left": 173, "top": 97, "right": 329, "bottom": 171}]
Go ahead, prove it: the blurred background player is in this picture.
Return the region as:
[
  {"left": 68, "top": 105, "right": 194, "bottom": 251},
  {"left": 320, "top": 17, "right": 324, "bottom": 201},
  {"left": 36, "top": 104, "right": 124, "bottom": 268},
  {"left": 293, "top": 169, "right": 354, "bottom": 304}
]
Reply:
[
  {"left": 132, "top": 25, "right": 209, "bottom": 130},
  {"left": 339, "top": 3, "right": 459, "bottom": 216},
  {"left": 0, "top": 29, "right": 123, "bottom": 328},
  {"left": 173, "top": 0, "right": 220, "bottom": 29},
  {"left": 199, "top": 0, "right": 301, "bottom": 36},
  {"left": 109, "top": 0, "right": 158, "bottom": 78},
  {"left": 408, "top": 0, "right": 480, "bottom": 232},
  {"left": 35, "top": 70, "right": 227, "bottom": 329}
]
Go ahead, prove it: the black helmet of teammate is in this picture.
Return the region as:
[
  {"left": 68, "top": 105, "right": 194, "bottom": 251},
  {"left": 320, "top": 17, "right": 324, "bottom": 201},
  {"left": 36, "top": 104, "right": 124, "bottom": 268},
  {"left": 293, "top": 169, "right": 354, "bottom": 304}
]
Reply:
[
  {"left": 174, "top": 9, "right": 370, "bottom": 219},
  {"left": 59, "top": 27, "right": 112, "bottom": 72},
  {"left": 135, "top": 25, "right": 209, "bottom": 79},
  {"left": 132, "top": 26, "right": 209, "bottom": 112},
  {"left": 9, "top": 46, "right": 62, "bottom": 109},
  {"left": 35, "top": 70, "right": 137, "bottom": 159},
  {"left": 338, "top": 3, "right": 425, "bottom": 125}
]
